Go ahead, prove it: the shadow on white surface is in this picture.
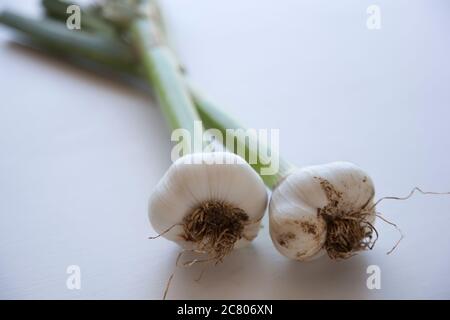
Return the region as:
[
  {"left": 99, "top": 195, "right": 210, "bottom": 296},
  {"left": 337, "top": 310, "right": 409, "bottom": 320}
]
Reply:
[{"left": 160, "top": 243, "right": 373, "bottom": 300}]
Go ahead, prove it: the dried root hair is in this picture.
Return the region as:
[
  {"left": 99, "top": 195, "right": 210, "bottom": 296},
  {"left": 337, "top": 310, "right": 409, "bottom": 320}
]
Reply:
[
  {"left": 149, "top": 200, "right": 258, "bottom": 299},
  {"left": 162, "top": 249, "right": 214, "bottom": 300},
  {"left": 315, "top": 178, "right": 450, "bottom": 260},
  {"left": 182, "top": 200, "right": 252, "bottom": 263},
  {"left": 315, "top": 177, "right": 377, "bottom": 259}
]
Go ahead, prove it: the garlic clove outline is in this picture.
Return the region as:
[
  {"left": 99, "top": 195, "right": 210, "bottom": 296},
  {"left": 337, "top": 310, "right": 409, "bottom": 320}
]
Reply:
[
  {"left": 269, "top": 162, "right": 376, "bottom": 261},
  {"left": 149, "top": 152, "right": 268, "bottom": 254}
]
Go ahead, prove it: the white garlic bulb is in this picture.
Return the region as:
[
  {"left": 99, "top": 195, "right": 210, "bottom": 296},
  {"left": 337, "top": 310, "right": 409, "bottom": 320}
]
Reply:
[
  {"left": 269, "top": 162, "right": 376, "bottom": 261},
  {"left": 149, "top": 152, "right": 268, "bottom": 260}
]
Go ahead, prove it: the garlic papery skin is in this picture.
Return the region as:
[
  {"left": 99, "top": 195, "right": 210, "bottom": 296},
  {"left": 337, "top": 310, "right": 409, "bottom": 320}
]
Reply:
[
  {"left": 149, "top": 152, "right": 268, "bottom": 257},
  {"left": 269, "top": 162, "right": 376, "bottom": 261}
]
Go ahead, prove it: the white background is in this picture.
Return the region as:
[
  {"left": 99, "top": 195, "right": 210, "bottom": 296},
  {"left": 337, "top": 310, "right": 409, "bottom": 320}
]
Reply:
[{"left": 0, "top": 0, "right": 449, "bottom": 299}]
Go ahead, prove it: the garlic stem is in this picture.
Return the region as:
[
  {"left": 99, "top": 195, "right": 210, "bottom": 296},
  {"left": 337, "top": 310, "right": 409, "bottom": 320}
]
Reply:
[
  {"left": 128, "top": 3, "right": 201, "bottom": 151},
  {"left": 189, "top": 85, "right": 295, "bottom": 188},
  {"left": 0, "top": 10, "right": 135, "bottom": 72}
]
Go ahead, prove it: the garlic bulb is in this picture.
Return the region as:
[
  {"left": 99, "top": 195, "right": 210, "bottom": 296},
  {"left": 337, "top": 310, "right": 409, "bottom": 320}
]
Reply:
[
  {"left": 269, "top": 162, "right": 376, "bottom": 261},
  {"left": 149, "top": 152, "right": 268, "bottom": 260}
]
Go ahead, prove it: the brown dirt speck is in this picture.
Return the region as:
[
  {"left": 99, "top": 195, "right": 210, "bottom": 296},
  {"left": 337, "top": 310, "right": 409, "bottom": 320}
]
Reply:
[
  {"left": 278, "top": 232, "right": 296, "bottom": 248},
  {"left": 300, "top": 221, "right": 318, "bottom": 236}
]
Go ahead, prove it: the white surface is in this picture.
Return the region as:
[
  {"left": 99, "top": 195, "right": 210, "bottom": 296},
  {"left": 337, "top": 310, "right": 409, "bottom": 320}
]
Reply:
[{"left": 1, "top": 0, "right": 450, "bottom": 299}]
